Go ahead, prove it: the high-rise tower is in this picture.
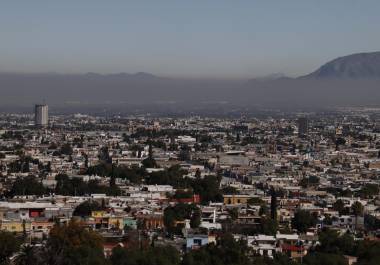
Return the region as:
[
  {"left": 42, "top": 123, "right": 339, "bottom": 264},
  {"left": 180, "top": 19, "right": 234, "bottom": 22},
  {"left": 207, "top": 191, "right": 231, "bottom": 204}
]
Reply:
[
  {"left": 297, "top": 117, "right": 308, "bottom": 137},
  {"left": 35, "top": 104, "right": 49, "bottom": 126}
]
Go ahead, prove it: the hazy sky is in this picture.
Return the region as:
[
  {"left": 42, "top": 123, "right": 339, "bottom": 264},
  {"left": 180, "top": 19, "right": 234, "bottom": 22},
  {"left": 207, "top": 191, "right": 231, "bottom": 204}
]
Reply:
[{"left": 1, "top": 1, "right": 380, "bottom": 78}]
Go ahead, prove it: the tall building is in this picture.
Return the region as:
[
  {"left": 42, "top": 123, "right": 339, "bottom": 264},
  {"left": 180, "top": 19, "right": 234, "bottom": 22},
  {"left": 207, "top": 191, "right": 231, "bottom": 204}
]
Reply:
[
  {"left": 298, "top": 117, "right": 308, "bottom": 137},
  {"left": 35, "top": 104, "right": 49, "bottom": 126}
]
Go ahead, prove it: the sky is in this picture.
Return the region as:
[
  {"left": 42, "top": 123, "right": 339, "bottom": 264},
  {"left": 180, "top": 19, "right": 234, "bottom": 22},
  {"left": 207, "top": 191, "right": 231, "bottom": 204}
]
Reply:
[{"left": 1, "top": 1, "right": 380, "bottom": 78}]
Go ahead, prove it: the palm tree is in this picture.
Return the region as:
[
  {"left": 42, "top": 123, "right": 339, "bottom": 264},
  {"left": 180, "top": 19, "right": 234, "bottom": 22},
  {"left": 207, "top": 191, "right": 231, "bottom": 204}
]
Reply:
[
  {"left": 14, "top": 245, "right": 38, "bottom": 265},
  {"left": 351, "top": 201, "right": 364, "bottom": 231}
]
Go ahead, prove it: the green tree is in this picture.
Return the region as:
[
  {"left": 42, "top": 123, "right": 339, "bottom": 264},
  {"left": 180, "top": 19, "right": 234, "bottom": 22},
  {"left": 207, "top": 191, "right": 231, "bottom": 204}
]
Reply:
[
  {"left": 7, "top": 176, "right": 47, "bottom": 197},
  {"left": 191, "top": 175, "right": 223, "bottom": 204},
  {"left": 142, "top": 157, "right": 157, "bottom": 168},
  {"left": 60, "top": 143, "right": 73, "bottom": 156},
  {"left": 164, "top": 203, "right": 198, "bottom": 234},
  {"left": 270, "top": 188, "right": 278, "bottom": 220},
  {"left": 0, "top": 231, "right": 20, "bottom": 264},
  {"left": 14, "top": 245, "right": 40, "bottom": 265},
  {"left": 260, "top": 217, "right": 278, "bottom": 235},
  {"left": 73, "top": 200, "right": 103, "bottom": 217},
  {"left": 228, "top": 208, "right": 239, "bottom": 221},
  {"left": 333, "top": 199, "right": 345, "bottom": 215},
  {"left": 355, "top": 240, "right": 380, "bottom": 265},
  {"left": 351, "top": 201, "right": 364, "bottom": 229},
  {"left": 351, "top": 201, "right": 364, "bottom": 217},
  {"left": 110, "top": 245, "right": 180, "bottom": 265},
  {"left": 190, "top": 207, "right": 201, "bottom": 229},
  {"left": 45, "top": 220, "right": 107, "bottom": 265},
  {"left": 317, "top": 229, "right": 355, "bottom": 255},
  {"left": 222, "top": 186, "right": 238, "bottom": 194},
  {"left": 291, "top": 210, "right": 317, "bottom": 233},
  {"left": 303, "top": 252, "right": 348, "bottom": 265},
  {"left": 358, "top": 184, "right": 379, "bottom": 199}
]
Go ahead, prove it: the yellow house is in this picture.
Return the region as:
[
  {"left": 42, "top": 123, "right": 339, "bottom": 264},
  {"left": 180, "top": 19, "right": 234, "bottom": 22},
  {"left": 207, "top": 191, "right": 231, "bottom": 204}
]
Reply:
[
  {"left": 223, "top": 194, "right": 253, "bottom": 205},
  {"left": 1, "top": 219, "right": 31, "bottom": 233},
  {"left": 31, "top": 220, "right": 54, "bottom": 234},
  {"left": 91, "top": 211, "right": 124, "bottom": 230},
  {"left": 92, "top": 210, "right": 107, "bottom": 218},
  {"left": 109, "top": 217, "right": 124, "bottom": 230}
]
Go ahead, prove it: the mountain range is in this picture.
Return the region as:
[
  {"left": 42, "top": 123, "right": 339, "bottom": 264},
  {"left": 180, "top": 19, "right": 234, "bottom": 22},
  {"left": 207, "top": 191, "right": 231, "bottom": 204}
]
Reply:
[
  {"left": 301, "top": 51, "right": 380, "bottom": 79},
  {"left": 1, "top": 51, "right": 380, "bottom": 111}
]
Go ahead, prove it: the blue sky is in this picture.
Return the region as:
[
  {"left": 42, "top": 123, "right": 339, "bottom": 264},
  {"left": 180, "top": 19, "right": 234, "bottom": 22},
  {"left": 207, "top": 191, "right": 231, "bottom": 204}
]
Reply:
[{"left": 1, "top": 1, "right": 379, "bottom": 78}]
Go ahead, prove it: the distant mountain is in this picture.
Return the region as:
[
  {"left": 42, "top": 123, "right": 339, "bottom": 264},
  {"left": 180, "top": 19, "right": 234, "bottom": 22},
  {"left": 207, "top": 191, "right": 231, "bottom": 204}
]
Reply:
[
  {"left": 83, "top": 72, "right": 160, "bottom": 80},
  {"left": 301, "top": 51, "right": 380, "bottom": 79},
  {"left": 2, "top": 52, "right": 380, "bottom": 111}
]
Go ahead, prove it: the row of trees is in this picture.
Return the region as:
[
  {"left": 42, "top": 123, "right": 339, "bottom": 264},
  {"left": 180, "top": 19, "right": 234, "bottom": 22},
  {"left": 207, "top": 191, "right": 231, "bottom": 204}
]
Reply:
[
  {"left": 1, "top": 223, "right": 380, "bottom": 265},
  {"left": 6, "top": 174, "right": 121, "bottom": 197}
]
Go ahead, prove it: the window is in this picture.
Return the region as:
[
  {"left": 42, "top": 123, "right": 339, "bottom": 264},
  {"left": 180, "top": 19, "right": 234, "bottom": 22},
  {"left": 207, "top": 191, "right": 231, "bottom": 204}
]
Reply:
[{"left": 193, "top": 239, "right": 202, "bottom": 245}]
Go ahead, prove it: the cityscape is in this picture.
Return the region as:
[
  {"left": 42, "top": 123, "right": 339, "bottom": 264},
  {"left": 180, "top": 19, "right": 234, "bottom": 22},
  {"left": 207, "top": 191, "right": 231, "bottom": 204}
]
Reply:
[
  {"left": 1, "top": 1, "right": 380, "bottom": 265},
  {"left": 0, "top": 105, "right": 379, "bottom": 265}
]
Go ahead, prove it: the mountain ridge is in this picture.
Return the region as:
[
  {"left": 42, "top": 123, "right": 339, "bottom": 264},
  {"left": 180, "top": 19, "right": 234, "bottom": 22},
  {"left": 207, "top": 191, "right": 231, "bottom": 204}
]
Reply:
[{"left": 300, "top": 51, "right": 380, "bottom": 79}]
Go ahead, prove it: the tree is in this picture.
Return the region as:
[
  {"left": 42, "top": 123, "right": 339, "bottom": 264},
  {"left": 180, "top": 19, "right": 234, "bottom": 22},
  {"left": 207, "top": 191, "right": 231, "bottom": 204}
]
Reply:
[
  {"left": 316, "top": 229, "right": 355, "bottom": 255},
  {"left": 291, "top": 210, "right": 317, "bottom": 233},
  {"left": 195, "top": 168, "right": 201, "bottom": 179},
  {"left": 45, "top": 220, "right": 107, "bottom": 265},
  {"left": 351, "top": 201, "right": 364, "bottom": 217},
  {"left": 14, "top": 245, "right": 40, "bottom": 265},
  {"left": 110, "top": 245, "right": 180, "bottom": 265},
  {"left": 190, "top": 207, "right": 201, "bottom": 229},
  {"left": 355, "top": 240, "right": 380, "bottom": 265},
  {"left": 178, "top": 144, "right": 191, "bottom": 161},
  {"left": 164, "top": 203, "right": 198, "bottom": 234},
  {"left": 0, "top": 231, "right": 20, "bottom": 264},
  {"left": 335, "top": 137, "right": 346, "bottom": 150},
  {"left": 259, "top": 205, "right": 269, "bottom": 216},
  {"left": 333, "top": 199, "right": 345, "bottom": 215},
  {"left": 142, "top": 156, "right": 157, "bottom": 168},
  {"left": 358, "top": 184, "right": 379, "bottom": 198},
  {"left": 98, "top": 146, "right": 111, "bottom": 163},
  {"left": 300, "top": 175, "right": 320, "bottom": 188},
  {"left": 7, "top": 176, "right": 47, "bottom": 197},
  {"left": 303, "top": 252, "right": 348, "bottom": 265},
  {"left": 60, "top": 143, "right": 73, "bottom": 156},
  {"left": 222, "top": 186, "right": 238, "bottom": 194},
  {"left": 228, "top": 208, "right": 239, "bottom": 221},
  {"left": 351, "top": 201, "right": 364, "bottom": 229},
  {"left": 260, "top": 216, "right": 278, "bottom": 235},
  {"left": 270, "top": 188, "right": 278, "bottom": 220},
  {"left": 191, "top": 175, "right": 223, "bottom": 204},
  {"left": 247, "top": 197, "right": 264, "bottom": 205},
  {"left": 364, "top": 214, "right": 380, "bottom": 231},
  {"left": 73, "top": 200, "right": 103, "bottom": 217}
]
